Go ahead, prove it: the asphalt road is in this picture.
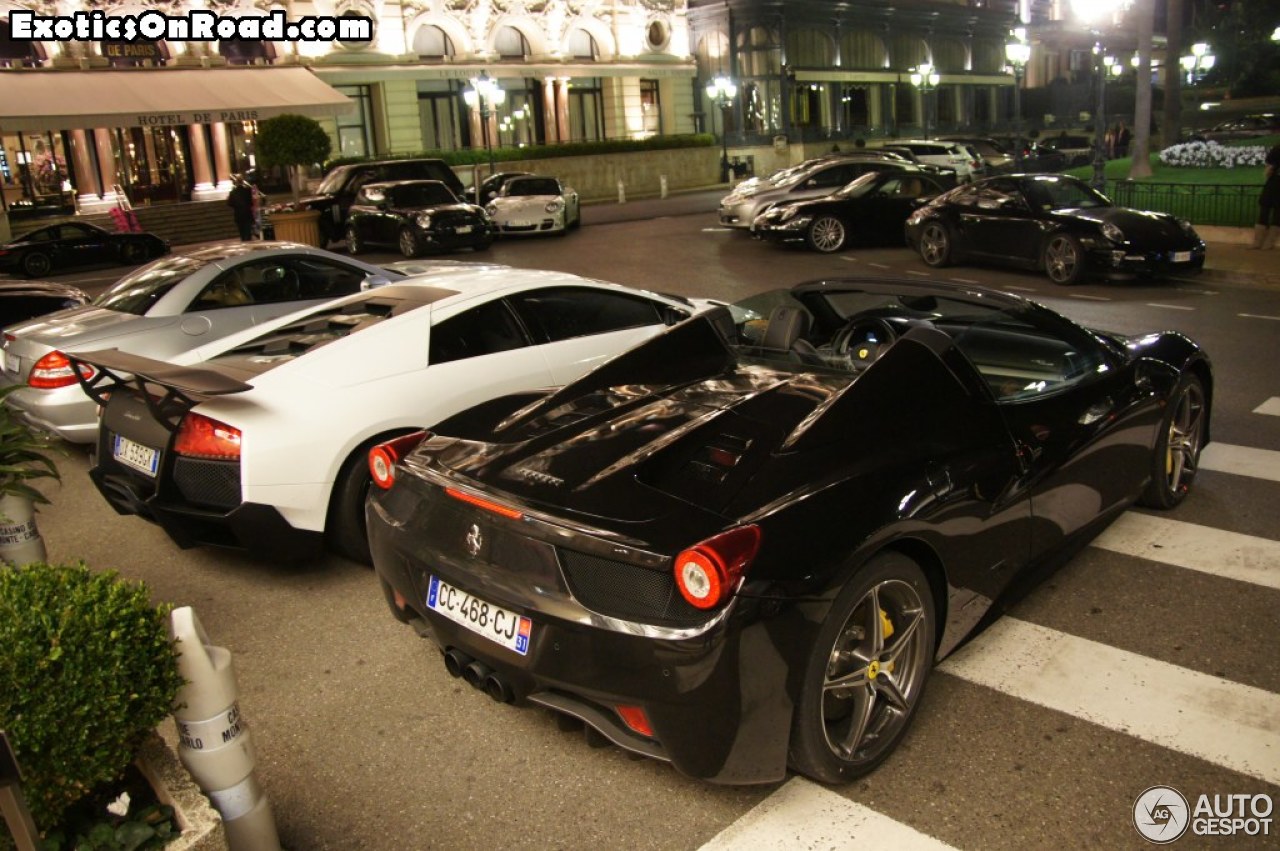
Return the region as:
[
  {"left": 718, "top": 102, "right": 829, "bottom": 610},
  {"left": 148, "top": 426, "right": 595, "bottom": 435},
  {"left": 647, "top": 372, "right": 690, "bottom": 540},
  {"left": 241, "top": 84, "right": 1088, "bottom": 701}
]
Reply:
[{"left": 19, "top": 200, "right": 1280, "bottom": 849}]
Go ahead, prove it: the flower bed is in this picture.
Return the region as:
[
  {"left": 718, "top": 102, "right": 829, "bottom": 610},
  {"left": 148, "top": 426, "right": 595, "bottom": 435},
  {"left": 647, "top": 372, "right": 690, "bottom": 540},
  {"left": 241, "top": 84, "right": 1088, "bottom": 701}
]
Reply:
[{"left": 1159, "top": 140, "right": 1268, "bottom": 169}]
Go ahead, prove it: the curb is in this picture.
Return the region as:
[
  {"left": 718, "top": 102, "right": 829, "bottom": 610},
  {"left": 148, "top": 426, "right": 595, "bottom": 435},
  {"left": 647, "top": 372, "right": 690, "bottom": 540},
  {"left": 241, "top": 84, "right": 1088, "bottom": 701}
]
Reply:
[{"left": 136, "top": 729, "right": 228, "bottom": 851}]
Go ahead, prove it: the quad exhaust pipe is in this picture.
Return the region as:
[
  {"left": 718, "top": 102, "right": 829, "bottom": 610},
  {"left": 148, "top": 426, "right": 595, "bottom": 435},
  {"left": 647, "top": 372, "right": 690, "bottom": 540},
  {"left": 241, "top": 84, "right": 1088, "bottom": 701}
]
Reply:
[{"left": 442, "top": 647, "right": 515, "bottom": 704}]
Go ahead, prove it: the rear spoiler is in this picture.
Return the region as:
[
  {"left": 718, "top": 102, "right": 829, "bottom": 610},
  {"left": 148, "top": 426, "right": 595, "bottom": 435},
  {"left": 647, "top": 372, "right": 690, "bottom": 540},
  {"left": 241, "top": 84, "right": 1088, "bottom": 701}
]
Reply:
[{"left": 69, "top": 348, "right": 252, "bottom": 432}]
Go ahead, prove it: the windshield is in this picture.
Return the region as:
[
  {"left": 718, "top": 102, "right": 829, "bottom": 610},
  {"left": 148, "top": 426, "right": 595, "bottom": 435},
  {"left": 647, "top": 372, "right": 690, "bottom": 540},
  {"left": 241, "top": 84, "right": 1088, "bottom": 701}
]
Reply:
[
  {"left": 1026, "top": 176, "right": 1112, "bottom": 211},
  {"left": 92, "top": 255, "right": 208, "bottom": 315},
  {"left": 315, "top": 166, "right": 351, "bottom": 196},
  {"left": 389, "top": 183, "right": 457, "bottom": 206},
  {"left": 506, "top": 178, "right": 562, "bottom": 196},
  {"left": 832, "top": 172, "right": 881, "bottom": 199}
]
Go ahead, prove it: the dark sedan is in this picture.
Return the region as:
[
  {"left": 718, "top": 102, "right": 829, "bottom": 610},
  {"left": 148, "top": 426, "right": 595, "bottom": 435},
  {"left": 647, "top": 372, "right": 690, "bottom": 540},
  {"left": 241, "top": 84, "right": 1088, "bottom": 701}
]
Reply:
[
  {"left": 905, "top": 174, "right": 1206, "bottom": 284},
  {"left": 0, "top": 222, "right": 168, "bottom": 278},
  {"left": 346, "top": 180, "right": 494, "bottom": 258},
  {"left": 1, "top": 280, "right": 89, "bottom": 327},
  {"left": 367, "top": 279, "right": 1210, "bottom": 785},
  {"left": 754, "top": 168, "right": 946, "bottom": 252}
]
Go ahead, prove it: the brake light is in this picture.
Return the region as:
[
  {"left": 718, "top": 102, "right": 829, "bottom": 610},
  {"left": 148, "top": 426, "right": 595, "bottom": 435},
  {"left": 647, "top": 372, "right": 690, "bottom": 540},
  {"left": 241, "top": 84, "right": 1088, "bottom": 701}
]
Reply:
[
  {"left": 445, "top": 487, "right": 523, "bottom": 520},
  {"left": 615, "top": 705, "right": 654, "bottom": 738},
  {"left": 673, "top": 525, "right": 762, "bottom": 610},
  {"left": 368, "top": 431, "right": 430, "bottom": 490},
  {"left": 174, "top": 412, "right": 242, "bottom": 460},
  {"left": 28, "top": 350, "right": 95, "bottom": 389}
]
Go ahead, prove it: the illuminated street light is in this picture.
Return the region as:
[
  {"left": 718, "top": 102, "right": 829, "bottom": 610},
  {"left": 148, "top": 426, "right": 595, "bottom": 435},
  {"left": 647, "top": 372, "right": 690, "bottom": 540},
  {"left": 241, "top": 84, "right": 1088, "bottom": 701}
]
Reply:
[
  {"left": 909, "top": 62, "right": 941, "bottom": 139},
  {"left": 1005, "top": 29, "right": 1031, "bottom": 167},
  {"left": 463, "top": 72, "right": 506, "bottom": 175},
  {"left": 705, "top": 75, "right": 738, "bottom": 183},
  {"left": 1180, "top": 42, "right": 1215, "bottom": 85}
]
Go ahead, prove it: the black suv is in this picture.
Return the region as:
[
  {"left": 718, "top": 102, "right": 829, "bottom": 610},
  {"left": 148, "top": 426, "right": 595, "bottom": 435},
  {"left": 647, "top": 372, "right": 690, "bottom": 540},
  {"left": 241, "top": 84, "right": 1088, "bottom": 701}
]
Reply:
[{"left": 297, "top": 159, "right": 465, "bottom": 246}]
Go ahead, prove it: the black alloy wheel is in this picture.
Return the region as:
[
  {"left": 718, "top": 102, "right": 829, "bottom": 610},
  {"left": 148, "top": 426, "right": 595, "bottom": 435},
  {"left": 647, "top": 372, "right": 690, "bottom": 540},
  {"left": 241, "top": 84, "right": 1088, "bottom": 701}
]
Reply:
[
  {"left": 1139, "top": 374, "right": 1207, "bottom": 509},
  {"left": 398, "top": 227, "right": 422, "bottom": 259},
  {"left": 1043, "top": 233, "right": 1086, "bottom": 285},
  {"left": 789, "top": 551, "right": 935, "bottom": 783},
  {"left": 917, "top": 222, "right": 953, "bottom": 267},
  {"left": 346, "top": 224, "right": 365, "bottom": 255},
  {"left": 21, "top": 251, "right": 52, "bottom": 278},
  {"left": 806, "top": 216, "right": 847, "bottom": 253}
]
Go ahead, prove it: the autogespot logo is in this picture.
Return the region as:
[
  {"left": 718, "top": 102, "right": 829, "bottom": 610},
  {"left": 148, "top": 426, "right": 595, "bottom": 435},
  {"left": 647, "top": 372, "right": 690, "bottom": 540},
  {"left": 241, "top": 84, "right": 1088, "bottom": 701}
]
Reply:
[{"left": 1134, "top": 786, "right": 1191, "bottom": 844}]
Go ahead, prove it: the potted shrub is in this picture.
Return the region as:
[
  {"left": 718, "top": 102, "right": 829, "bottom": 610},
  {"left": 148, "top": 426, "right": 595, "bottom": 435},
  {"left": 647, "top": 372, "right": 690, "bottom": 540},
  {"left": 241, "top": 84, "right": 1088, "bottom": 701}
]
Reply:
[
  {"left": 255, "top": 113, "right": 332, "bottom": 247},
  {"left": 0, "top": 384, "right": 58, "bottom": 566},
  {"left": 0, "top": 562, "right": 186, "bottom": 848}
]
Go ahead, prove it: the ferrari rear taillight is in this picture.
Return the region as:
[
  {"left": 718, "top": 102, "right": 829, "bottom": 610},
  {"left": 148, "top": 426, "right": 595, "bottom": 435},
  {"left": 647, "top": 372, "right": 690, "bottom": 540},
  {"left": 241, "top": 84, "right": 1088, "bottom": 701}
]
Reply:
[
  {"left": 174, "top": 412, "right": 242, "bottom": 460},
  {"left": 28, "top": 350, "right": 95, "bottom": 389},
  {"left": 368, "top": 431, "right": 429, "bottom": 490},
  {"left": 673, "top": 525, "right": 762, "bottom": 610},
  {"left": 615, "top": 705, "right": 654, "bottom": 738}
]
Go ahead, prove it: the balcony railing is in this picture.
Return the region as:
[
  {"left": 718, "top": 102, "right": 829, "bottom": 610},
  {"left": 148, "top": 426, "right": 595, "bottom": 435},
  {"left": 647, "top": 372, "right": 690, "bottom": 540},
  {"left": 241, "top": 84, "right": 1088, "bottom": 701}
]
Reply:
[{"left": 1106, "top": 181, "right": 1258, "bottom": 228}]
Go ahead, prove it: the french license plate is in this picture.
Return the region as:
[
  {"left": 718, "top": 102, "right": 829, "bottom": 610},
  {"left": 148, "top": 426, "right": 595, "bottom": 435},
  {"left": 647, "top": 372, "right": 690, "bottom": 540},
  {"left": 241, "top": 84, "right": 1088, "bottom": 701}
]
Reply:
[
  {"left": 1, "top": 350, "right": 15, "bottom": 374},
  {"left": 427, "top": 575, "right": 532, "bottom": 656},
  {"left": 1172, "top": 250, "right": 1192, "bottom": 263},
  {"left": 456, "top": 225, "right": 472, "bottom": 234},
  {"left": 113, "top": 434, "right": 160, "bottom": 477}
]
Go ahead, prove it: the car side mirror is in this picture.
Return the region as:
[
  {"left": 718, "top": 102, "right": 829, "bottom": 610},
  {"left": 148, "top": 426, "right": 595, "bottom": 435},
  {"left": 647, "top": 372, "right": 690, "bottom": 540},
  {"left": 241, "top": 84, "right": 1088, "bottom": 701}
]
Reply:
[{"left": 362, "top": 275, "right": 393, "bottom": 291}]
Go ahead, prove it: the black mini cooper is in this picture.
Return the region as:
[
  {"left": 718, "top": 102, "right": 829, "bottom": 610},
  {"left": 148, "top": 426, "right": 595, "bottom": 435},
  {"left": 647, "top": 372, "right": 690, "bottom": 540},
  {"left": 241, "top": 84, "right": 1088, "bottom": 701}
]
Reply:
[{"left": 345, "top": 180, "right": 494, "bottom": 258}]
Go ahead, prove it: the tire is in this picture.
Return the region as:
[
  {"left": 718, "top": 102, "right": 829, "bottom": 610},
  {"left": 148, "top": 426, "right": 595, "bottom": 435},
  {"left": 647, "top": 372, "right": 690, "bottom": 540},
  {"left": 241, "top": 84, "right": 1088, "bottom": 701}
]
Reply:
[
  {"left": 917, "top": 222, "right": 953, "bottom": 268},
  {"left": 21, "top": 251, "right": 52, "bottom": 278},
  {"left": 1043, "top": 233, "right": 1086, "bottom": 285},
  {"left": 806, "top": 216, "right": 847, "bottom": 253},
  {"left": 1139, "top": 374, "right": 1207, "bottom": 510},
  {"left": 789, "top": 551, "right": 936, "bottom": 784},
  {"left": 326, "top": 444, "right": 379, "bottom": 565},
  {"left": 346, "top": 224, "right": 365, "bottom": 255},
  {"left": 399, "top": 227, "right": 422, "bottom": 258},
  {"left": 569, "top": 208, "right": 582, "bottom": 230},
  {"left": 120, "top": 241, "right": 148, "bottom": 265}
]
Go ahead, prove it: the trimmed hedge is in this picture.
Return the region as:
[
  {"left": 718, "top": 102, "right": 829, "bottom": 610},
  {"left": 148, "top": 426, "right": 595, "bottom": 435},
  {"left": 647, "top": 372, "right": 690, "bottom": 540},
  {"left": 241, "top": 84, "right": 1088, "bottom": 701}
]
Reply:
[
  {"left": 0, "top": 564, "right": 183, "bottom": 835},
  {"left": 326, "top": 134, "right": 716, "bottom": 170}
]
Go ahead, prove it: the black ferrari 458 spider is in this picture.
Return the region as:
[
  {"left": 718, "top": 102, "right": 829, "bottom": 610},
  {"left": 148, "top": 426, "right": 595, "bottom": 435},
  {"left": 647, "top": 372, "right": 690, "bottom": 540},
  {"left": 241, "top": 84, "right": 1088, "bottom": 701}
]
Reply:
[{"left": 367, "top": 279, "right": 1211, "bottom": 785}]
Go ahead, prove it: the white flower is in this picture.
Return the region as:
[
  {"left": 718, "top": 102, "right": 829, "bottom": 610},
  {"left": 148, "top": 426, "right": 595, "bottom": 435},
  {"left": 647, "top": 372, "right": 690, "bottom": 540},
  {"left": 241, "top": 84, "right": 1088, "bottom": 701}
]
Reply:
[{"left": 107, "top": 791, "right": 131, "bottom": 817}]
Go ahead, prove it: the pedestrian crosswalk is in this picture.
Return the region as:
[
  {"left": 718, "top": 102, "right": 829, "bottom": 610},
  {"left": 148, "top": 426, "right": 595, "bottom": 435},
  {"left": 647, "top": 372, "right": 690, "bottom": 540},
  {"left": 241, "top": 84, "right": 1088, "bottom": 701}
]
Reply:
[{"left": 700, "top": 435, "right": 1280, "bottom": 849}]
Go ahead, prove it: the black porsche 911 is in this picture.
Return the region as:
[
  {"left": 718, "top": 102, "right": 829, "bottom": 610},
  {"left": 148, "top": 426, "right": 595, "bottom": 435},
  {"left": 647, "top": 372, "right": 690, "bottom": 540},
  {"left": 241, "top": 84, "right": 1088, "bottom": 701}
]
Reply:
[
  {"left": 367, "top": 278, "right": 1211, "bottom": 785},
  {"left": 0, "top": 222, "right": 169, "bottom": 278},
  {"left": 904, "top": 174, "right": 1206, "bottom": 284},
  {"left": 753, "top": 168, "right": 947, "bottom": 252},
  {"left": 345, "top": 180, "right": 494, "bottom": 258}
]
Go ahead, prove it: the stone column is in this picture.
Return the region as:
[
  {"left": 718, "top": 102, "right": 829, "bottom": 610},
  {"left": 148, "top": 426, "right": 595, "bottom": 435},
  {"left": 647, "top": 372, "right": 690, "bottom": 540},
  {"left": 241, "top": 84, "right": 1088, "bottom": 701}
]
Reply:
[
  {"left": 69, "top": 129, "right": 101, "bottom": 206},
  {"left": 210, "top": 122, "right": 233, "bottom": 192},
  {"left": 542, "top": 78, "right": 559, "bottom": 143},
  {"left": 187, "top": 124, "right": 220, "bottom": 201},
  {"left": 93, "top": 128, "right": 122, "bottom": 206},
  {"left": 555, "top": 78, "right": 571, "bottom": 143}
]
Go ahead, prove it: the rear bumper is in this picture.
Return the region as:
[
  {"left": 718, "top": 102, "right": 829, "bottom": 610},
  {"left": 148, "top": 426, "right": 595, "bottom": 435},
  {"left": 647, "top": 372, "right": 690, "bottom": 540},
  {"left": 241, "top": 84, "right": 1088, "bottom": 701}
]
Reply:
[{"left": 3, "top": 384, "right": 99, "bottom": 444}]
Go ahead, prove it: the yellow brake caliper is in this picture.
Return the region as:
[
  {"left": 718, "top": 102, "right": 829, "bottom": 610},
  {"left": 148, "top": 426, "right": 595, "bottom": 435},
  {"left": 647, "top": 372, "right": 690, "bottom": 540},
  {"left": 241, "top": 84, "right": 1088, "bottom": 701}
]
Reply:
[{"left": 880, "top": 608, "right": 895, "bottom": 673}]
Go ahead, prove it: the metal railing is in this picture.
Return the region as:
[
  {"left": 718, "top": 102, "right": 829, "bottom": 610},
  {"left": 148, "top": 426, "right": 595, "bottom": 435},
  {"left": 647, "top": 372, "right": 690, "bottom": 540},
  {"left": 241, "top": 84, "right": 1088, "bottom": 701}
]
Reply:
[{"left": 1105, "top": 181, "right": 1259, "bottom": 228}]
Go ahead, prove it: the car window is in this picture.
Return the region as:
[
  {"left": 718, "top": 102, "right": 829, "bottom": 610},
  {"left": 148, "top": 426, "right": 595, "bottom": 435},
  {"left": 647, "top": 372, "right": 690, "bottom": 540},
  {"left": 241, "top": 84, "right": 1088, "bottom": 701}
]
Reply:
[
  {"left": 61, "top": 223, "right": 99, "bottom": 238},
  {"left": 316, "top": 166, "right": 352, "bottom": 195},
  {"left": 508, "top": 287, "right": 665, "bottom": 343},
  {"left": 947, "top": 312, "right": 1109, "bottom": 401},
  {"left": 95, "top": 254, "right": 209, "bottom": 315},
  {"left": 390, "top": 183, "right": 457, "bottom": 206},
  {"left": 191, "top": 257, "right": 369, "bottom": 310},
  {"left": 429, "top": 299, "right": 529, "bottom": 365},
  {"left": 23, "top": 227, "right": 57, "bottom": 243},
  {"left": 940, "top": 184, "right": 981, "bottom": 208},
  {"left": 506, "top": 178, "right": 562, "bottom": 196},
  {"left": 805, "top": 165, "right": 853, "bottom": 189},
  {"left": 1024, "top": 177, "right": 1111, "bottom": 211}
]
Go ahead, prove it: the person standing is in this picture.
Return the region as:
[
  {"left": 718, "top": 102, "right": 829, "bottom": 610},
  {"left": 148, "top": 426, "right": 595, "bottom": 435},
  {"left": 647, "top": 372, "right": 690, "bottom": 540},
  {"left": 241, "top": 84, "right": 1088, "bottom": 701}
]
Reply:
[
  {"left": 1252, "top": 142, "right": 1280, "bottom": 249},
  {"left": 227, "top": 176, "right": 254, "bottom": 242}
]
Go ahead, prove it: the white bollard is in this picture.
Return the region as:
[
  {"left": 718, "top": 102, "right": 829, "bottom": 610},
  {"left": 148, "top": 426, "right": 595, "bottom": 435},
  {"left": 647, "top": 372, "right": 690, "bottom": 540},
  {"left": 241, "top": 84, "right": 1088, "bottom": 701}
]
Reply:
[
  {"left": 170, "top": 607, "right": 281, "bottom": 851},
  {"left": 616, "top": 179, "right": 626, "bottom": 204},
  {"left": 659, "top": 174, "right": 668, "bottom": 199},
  {"left": 0, "top": 494, "right": 47, "bottom": 567}
]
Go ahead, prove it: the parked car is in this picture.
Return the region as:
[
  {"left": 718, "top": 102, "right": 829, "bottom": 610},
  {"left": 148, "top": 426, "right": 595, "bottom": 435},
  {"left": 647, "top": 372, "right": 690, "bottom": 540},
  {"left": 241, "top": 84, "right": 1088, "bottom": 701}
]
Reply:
[
  {"left": 485, "top": 176, "right": 581, "bottom": 236},
  {"left": 905, "top": 174, "right": 1206, "bottom": 284},
  {"left": 753, "top": 168, "right": 947, "bottom": 252},
  {"left": 289, "top": 158, "right": 466, "bottom": 247},
  {"left": 1191, "top": 114, "right": 1280, "bottom": 143},
  {"left": 71, "top": 269, "right": 721, "bottom": 563},
  {"left": 346, "top": 180, "right": 494, "bottom": 258},
  {"left": 719, "top": 157, "right": 924, "bottom": 228},
  {"left": 732, "top": 152, "right": 910, "bottom": 195},
  {"left": 1, "top": 242, "right": 401, "bottom": 443},
  {"left": 983, "top": 137, "right": 1070, "bottom": 173},
  {"left": 1, "top": 280, "right": 89, "bottom": 327},
  {"left": 365, "top": 277, "right": 1211, "bottom": 784},
  {"left": 872, "top": 146, "right": 959, "bottom": 186},
  {"left": 465, "top": 171, "right": 533, "bottom": 206},
  {"left": 1039, "top": 133, "right": 1095, "bottom": 167},
  {"left": 877, "top": 140, "right": 983, "bottom": 182},
  {"left": 0, "top": 222, "right": 169, "bottom": 278},
  {"left": 938, "top": 136, "right": 1014, "bottom": 173}
]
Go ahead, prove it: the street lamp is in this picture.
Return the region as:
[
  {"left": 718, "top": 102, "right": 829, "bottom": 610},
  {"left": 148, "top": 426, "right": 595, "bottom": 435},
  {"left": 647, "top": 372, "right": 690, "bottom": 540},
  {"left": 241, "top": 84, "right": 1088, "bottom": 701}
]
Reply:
[
  {"left": 1180, "top": 42, "right": 1215, "bottom": 85},
  {"left": 909, "top": 63, "right": 940, "bottom": 139},
  {"left": 1005, "top": 29, "right": 1031, "bottom": 167},
  {"left": 705, "top": 75, "right": 737, "bottom": 183},
  {"left": 463, "top": 72, "right": 506, "bottom": 175}
]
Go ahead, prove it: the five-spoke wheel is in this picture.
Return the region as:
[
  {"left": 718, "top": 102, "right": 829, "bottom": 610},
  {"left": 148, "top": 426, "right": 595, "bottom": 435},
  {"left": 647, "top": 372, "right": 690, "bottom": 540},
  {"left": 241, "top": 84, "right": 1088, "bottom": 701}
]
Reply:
[
  {"left": 1140, "top": 375, "right": 1206, "bottom": 509},
  {"left": 917, "top": 223, "right": 952, "bottom": 268},
  {"left": 1043, "top": 234, "right": 1085, "bottom": 285}
]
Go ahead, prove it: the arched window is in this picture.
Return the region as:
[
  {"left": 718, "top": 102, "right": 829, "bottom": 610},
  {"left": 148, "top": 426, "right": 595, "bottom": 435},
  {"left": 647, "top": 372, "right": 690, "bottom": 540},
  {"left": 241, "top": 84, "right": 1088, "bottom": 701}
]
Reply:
[
  {"left": 786, "top": 28, "right": 832, "bottom": 68},
  {"left": 219, "top": 38, "right": 276, "bottom": 65},
  {"left": 971, "top": 39, "right": 1005, "bottom": 73},
  {"left": 494, "top": 26, "right": 530, "bottom": 59},
  {"left": 413, "top": 25, "right": 454, "bottom": 61},
  {"left": 932, "top": 38, "right": 967, "bottom": 73},
  {"left": 567, "top": 29, "right": 598, "bottom": 61},
  {"left": 891, "top": 34, "right": 928, "bottom": 70},
  {"left": 695, "top": 31, "right": 729, "bottom": 79},
  {"left": 737, "top": 26, "right": 780, "bottom": 77},
  {"left": 840, "top": 29, "right": 886, "bottom": 69}
]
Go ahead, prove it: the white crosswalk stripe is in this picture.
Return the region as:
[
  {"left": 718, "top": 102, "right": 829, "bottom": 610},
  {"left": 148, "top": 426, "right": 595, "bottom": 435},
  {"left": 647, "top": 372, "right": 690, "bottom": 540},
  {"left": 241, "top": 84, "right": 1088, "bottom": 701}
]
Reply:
[
  {"left": 1092, "top": 512, "right": 1280, "bottom": 591},
  {"left": 940, "top": 618, "right": 1280, "bottom": 785},
  {"left": 1201, "top": 442, "right": 1280, "bottom": 483},
  {"left": 1253, "top": 397, "right": 1280, "bottom": 416},
  {"left": 699, "top": 778, "right": 958, "bottom": 850}
]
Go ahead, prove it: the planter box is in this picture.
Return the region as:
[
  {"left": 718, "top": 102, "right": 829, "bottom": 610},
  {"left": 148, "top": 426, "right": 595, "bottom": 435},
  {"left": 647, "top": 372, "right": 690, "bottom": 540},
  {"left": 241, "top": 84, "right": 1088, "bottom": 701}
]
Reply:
[
  {"left": 136, "top": 730, "right": 227, "bottom": 851},
  {"left": 268, "top": 210, "right": 323, "bottom": 247}
]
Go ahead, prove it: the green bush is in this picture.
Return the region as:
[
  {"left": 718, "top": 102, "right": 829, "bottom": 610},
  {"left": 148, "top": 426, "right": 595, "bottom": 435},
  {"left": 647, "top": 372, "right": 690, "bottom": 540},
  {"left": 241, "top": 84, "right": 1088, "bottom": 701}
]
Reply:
[
  {"left": 325, "top": 133, "right": 716, "bottom": 170},
  {"left": 0, "top": 564, "right": 183, "bottom": 834}
]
